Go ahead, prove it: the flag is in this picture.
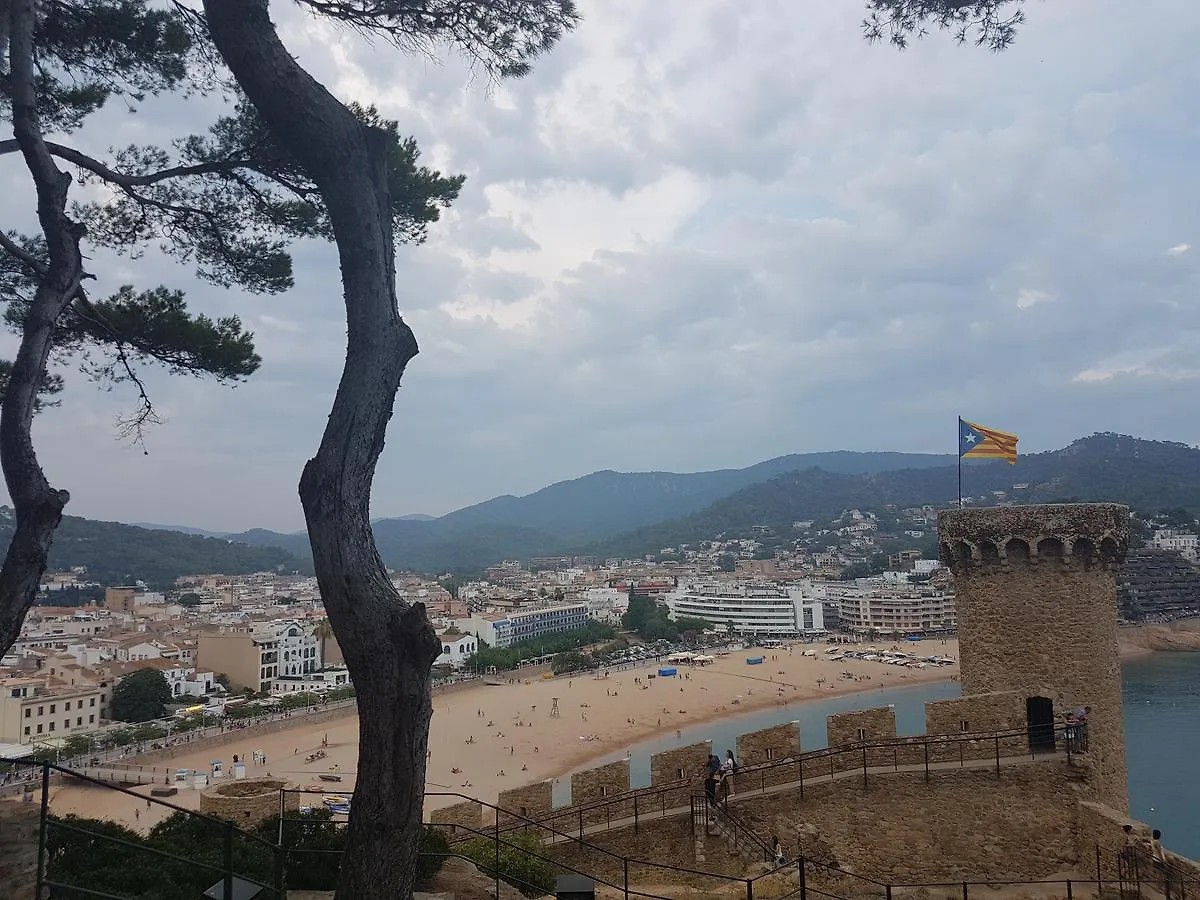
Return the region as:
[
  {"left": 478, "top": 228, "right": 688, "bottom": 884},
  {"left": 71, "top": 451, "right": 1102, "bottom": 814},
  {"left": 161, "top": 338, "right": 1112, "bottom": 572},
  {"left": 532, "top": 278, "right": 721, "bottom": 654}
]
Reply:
[{"left": 959, "top": 418, "right": 1018, "bottom": 465}]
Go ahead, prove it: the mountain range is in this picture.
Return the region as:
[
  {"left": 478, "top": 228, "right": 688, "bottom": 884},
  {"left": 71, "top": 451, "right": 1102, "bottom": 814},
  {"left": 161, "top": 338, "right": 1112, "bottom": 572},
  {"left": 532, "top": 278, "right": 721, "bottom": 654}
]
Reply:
[{"left": 12, "top": 433, "right": 1200, "bottom": 583}]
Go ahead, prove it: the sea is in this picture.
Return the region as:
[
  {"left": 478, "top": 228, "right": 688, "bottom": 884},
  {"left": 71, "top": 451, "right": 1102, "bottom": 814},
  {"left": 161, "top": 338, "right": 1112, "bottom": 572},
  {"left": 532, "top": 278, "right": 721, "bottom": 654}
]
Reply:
[{"left": 563, "top": 654, "right": 1200, "bottom": 859}]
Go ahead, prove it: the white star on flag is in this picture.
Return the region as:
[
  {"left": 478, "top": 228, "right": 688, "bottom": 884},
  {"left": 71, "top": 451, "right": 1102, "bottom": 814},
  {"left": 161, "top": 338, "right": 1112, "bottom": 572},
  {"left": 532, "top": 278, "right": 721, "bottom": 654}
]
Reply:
[{"left": 964, "top": 432, "right": 978, "bottom": 444}]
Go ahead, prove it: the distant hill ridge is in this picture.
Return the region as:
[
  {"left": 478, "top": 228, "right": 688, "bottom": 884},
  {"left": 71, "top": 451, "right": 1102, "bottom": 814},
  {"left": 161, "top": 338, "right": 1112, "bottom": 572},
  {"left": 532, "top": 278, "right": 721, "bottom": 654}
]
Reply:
[{"left": 17, "top": 434, "right": 1199, "bottom": 581}]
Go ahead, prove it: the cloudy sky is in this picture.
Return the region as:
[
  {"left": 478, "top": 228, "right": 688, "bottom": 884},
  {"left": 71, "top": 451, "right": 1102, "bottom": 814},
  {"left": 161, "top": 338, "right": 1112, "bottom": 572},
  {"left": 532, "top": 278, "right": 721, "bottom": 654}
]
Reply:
[{"left": 6, "top": 0, "right": 1200, "bottom": 532}]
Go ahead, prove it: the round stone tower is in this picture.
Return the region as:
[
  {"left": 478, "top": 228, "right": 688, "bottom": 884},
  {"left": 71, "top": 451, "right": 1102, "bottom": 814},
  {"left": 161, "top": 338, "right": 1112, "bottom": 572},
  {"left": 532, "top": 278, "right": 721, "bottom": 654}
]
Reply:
[{"left": 937, "top": 503, "right": 1129, "bottom": 810}]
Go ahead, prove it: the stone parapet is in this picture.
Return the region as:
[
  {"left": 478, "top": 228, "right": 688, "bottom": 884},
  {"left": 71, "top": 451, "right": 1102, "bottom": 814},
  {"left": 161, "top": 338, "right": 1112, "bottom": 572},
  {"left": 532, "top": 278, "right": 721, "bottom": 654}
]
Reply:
[
  {"left": 938, "top": 503, "right": 1129, "bottom": 571},
  {"left": 496, "top": 780, "right": 553, "bottom": 825},
  {"left": 198, "top": 778, "right": 298, "bottom": 827}
]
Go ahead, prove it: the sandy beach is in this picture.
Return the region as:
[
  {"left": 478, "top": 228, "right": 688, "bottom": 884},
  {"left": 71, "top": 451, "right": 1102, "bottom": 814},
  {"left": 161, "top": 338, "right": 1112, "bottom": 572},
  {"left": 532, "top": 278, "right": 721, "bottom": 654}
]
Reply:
[{"left": 41, "top": 639, "right": 958, "bottom": 830}]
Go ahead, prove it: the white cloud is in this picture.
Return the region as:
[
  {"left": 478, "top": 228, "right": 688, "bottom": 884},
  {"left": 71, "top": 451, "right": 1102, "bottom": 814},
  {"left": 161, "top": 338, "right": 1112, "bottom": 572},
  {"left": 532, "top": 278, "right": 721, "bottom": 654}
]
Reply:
[
  {"left": 4, "top": 0, "right": 1200, "bottom": 530},
  {"left": 1016, "top": 288, "right": 1056, "bottom": 310}
]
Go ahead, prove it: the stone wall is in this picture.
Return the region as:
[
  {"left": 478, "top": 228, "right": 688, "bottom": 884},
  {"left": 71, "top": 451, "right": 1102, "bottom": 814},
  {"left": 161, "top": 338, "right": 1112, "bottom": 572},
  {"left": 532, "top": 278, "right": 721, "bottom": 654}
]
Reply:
[
  {"left": 826, "top": 706, "right": 896, "bottom": 770},
  {"left": 554, "top": 759, "right": 1083, "bottom": 886},
  {"left": 649, "top": 740, "right": 710, "bottom": 810},
  {"left": 939, "top": 503, "right": 1129, "bottom": 811},
  {"left": 198, "top": 778, "right": 299, "bottom": 826},
  {"left": 570, "top": 759, "right": 631, "bottom": 826},
  {"left": 925, "top": 691, "right": 1027, "bottom": 758},
  {"left": 0, "top": 801, "right": 40, "bottom": 899},
  {"left": 429, "top": 799, "right": 483, "bottom": 834},
  {"left": 1077, "top": 801, "right": 1200, "bottom": 882},
  {"left": 736, "top": 722, "right": 800, "bottom": 766},
  {"left": 495, "top": 780, "right": 552, "bottom": 825}
]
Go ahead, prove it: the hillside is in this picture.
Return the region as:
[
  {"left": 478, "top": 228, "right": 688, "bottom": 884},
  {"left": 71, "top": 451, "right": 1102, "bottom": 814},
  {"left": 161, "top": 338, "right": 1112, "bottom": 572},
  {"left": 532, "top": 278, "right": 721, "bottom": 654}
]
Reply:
[
  {"left": 229, "top": 450, "right": 954, "bottom": 571},
  {"left": 590, "top": 434, "right": 1200, "bottom": 559},
  {"left": 0, "top": 510, "right": 303, "bottom": 587}
]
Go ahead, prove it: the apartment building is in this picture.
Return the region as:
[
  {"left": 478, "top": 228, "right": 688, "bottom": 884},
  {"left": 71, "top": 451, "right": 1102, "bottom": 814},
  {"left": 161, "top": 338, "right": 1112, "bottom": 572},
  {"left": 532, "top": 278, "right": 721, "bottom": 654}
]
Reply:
[
  {"left": 0, "top": 674, "right": 105, "bottom": 744},
  {"left": 834, "top": 586, "right": 957, "bottom": 635},
  {"left": 458, "top": 602, "right": 589, "bottom": 649},
  {"left": 197, "top": 620, "right": 322, "bottom": 693},
  {"left": 664, "top": 582, "right": 826, "bottom": 636}
]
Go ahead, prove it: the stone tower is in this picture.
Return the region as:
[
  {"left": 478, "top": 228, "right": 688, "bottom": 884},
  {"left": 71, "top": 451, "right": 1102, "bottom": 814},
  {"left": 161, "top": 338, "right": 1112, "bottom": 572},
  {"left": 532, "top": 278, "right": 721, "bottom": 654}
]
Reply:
[{"left": 937, "top": 503, "right": 1129, "bottom": 810}]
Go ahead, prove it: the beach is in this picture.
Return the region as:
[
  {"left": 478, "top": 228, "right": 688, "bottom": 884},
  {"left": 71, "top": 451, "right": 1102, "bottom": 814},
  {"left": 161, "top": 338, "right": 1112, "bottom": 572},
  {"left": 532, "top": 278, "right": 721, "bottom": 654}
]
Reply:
[{"left": 41, "top": 639, "right": 958, "bottom": 830}]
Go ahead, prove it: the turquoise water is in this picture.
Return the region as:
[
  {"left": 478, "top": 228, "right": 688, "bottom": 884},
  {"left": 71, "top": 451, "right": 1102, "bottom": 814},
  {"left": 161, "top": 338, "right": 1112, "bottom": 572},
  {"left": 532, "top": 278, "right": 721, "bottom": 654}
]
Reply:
[{"left": 559, "top": 656, "right": 1199, "bottom": 860}]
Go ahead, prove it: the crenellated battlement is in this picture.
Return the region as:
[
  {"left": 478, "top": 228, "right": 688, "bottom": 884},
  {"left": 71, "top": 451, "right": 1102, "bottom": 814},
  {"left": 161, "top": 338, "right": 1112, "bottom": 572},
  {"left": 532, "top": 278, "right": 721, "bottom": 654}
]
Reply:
[
  {"left": 474, "top": 688, "right": 1087, "bottom": 830},
  {"left": 938, "top": 503, "right": 1129, "bottom": 571}
]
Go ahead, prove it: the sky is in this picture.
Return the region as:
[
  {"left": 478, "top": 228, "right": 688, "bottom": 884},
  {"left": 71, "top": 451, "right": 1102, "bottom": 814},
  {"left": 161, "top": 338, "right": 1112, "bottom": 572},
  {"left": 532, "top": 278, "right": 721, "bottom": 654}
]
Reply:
[{"left": 4, "top": 0, "right": 1200, "bottom": 533}]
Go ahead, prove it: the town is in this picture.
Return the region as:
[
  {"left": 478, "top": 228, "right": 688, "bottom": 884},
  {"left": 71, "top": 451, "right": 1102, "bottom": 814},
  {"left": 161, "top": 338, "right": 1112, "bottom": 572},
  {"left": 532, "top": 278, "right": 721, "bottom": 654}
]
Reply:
[{"left": 2, "top": 502, "right": 1194, "bottom": 761}]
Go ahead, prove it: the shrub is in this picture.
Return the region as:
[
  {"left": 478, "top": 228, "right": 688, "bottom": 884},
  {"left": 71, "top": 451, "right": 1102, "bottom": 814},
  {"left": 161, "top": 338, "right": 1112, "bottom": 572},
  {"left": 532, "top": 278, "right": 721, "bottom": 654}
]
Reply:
[
  {"left": 416, "top": 825, "right": 450, "bottom": 888},
  {"left": 460, "top": 830, "right": 555, "bottom": 897}
]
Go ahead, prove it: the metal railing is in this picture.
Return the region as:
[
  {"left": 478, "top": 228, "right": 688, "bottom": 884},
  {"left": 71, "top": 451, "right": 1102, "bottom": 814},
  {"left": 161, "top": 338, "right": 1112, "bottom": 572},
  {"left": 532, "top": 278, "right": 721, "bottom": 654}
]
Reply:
[{"left": 486, "top": 721, "right": 1080, "bottom": 842}]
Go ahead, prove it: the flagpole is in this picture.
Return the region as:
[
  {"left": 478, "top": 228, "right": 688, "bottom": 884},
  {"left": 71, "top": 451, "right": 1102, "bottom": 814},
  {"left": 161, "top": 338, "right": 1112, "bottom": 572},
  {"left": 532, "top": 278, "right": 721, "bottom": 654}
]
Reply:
[{"left": 957, "top": 417, "right": 963, "bottom": 508}]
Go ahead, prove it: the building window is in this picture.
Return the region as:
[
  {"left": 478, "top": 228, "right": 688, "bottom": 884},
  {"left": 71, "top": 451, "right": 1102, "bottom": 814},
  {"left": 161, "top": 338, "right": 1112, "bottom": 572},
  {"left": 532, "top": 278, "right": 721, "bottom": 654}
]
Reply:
[
  {"left": 90, "top": 698, "right": 95, "bottom": 707},
  {"left": 64, "top": 701, "right": 70, "bottom": 711},
  {"left": 24, "top": 726, "right": 30, "bottom": 736},
  {"left": 36, "top": 724, "right": 42, "bottom": 734},
  {"left": 89, "top": 715, "right": 94, "bottom": 724},
  {"left": 49, "top": 704, "right": 55, "bottom": 714},
  {"left": 10, "top": 688, "right": 19, "bottom": 698},
  {"left": 48, "top": 722, "right": 55, "bottom": 732},
  {"left": 76, "top": 717, "right": 82, "bottom": 727},
  {"left": 37, "top": 706, "right": 43, "bottom": 716},
  {"left": 24, "top": 708, "right": 30, "bottom": 718}
]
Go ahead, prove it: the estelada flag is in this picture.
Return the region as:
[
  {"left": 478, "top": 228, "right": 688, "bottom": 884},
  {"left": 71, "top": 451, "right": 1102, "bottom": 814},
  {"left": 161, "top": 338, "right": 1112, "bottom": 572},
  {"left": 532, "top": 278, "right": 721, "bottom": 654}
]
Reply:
[{"left": 959, "top": 418, "right": 1018, "bottom": 465}]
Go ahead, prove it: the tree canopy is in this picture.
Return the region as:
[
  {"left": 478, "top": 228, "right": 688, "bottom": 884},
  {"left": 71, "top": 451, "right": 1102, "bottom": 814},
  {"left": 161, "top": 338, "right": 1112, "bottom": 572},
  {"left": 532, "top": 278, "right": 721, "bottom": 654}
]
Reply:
[{"left": 109, "top": 667, "right": 172, "bottom": 722}]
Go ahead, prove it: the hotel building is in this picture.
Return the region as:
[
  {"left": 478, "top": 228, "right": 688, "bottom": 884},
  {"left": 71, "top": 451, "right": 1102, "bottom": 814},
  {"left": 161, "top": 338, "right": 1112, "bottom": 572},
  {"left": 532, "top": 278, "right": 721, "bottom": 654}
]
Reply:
[{"left": 664, "top": 582, "right": 826, "bottom": 636}]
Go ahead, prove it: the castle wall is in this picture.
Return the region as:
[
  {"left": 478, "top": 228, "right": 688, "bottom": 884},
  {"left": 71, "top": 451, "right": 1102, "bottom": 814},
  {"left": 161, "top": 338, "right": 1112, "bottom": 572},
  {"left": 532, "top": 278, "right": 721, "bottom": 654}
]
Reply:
[
  {"left": 198, "top": 778, "right": 299, "bottom": 826},
  {"left": 429, "top": 799, "right": 483, "bottom": 834},
  {"left": 649, "top": 740, "right": 710, "bottom": 810},
  {"left": 496, "top": 780, "right": 553, "bottom": 825},
  {"left": 571, "top": 759, "right": 631, "bottom": 826},
  {"left": 827, "top": 706, "right": 896, "bottom": 770},
  {"left": 939, "top": 503, "right": 1130, "bottom": 810},
  {"left": 736, "top": 722, "right": 801, "bottom": 766},
  {"left": 1076, "top": 801, "right": 1200, "bottom": 882},
  {"left": 548, "top": 760, "right": 1083, "bottom": 885},
  {"left": 925, "top": 692, "right": 1027, "bottom": 757}
]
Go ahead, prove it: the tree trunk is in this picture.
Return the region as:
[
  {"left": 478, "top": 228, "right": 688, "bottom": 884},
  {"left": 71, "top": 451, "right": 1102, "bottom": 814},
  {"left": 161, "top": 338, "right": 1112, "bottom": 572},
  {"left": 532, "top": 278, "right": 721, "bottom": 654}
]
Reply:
[
  {"left": 0, "top": 0, "right": 83, "bottom": 655},
  {"left": 202, "top": 3, "right": 442, "bottom": 897}
]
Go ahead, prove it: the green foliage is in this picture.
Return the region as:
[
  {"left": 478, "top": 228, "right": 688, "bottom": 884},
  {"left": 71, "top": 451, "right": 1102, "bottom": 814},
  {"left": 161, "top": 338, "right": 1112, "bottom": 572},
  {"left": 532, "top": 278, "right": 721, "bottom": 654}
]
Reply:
[
  {"left": 673, "top": 615, "right": 713, "bottom": 633},
  {"left": 0, "top": 514, "right": 301, "bottom": 588},
  {"left": 862, "top": 0, "right": 1026, "bottom": 52},
  {"left": 109, "top": 667, "right": 171, "bottom": 723},
  {"left": 460, "top": 830, "right": 556, "bottom": 897},
  {"left": 622, "top": 594, "right": 686, "bottom": 642},
  {"left": 466, "top": 621, "right": 615, "bottom": 671},
  {"left": 716, "top": 553, "right": 737, "bottom": 572},
  {"left": 551, "top": 650, "right": 590, "bottom": 675},
  {"left": 45, "top": 808, "right": 449, "bottom": 897},
  {"left": 177, "top": 592, "right": 201, "bottom": 607}
]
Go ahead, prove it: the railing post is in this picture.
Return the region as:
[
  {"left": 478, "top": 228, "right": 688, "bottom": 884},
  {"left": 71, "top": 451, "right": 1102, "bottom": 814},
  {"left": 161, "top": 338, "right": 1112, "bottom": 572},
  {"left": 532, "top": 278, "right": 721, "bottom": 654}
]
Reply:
[
  {"left": 799, "top": 855, "right": 807, "bottom": 900},
  {"left": 799, "top": 759, "right": 804, "bottom": 799},
  {"left": 887, "top": 884, "right": 893, "bottom": 900},
  {"left": 746, "top": 877, "right": 754, "bottom": 900},
  {"left": 35, "top": 762, "right": 49, "bottom": 899},
  {"left": 893, "top": 746, "right": 898, "bottom": 772},
  {"left": 578, "top": 807, "right": 584, "bottom": 844},
  {"left": 1095, "top": 843, "right": 1102, "bottom": 888},
  {"left": 995, "top": 736, "right": 1001, "bottom": 776},
  {"left": 223, "top": 820, "right": 235, "bottom": 900},
  {"left": 962, "top": 881, "right": 968, "bottom": 900},
  {"left": 624, "top": 856, "right": 630, "bottom": 900},
  {"left": 274, "top": 840, "right": 286, "bottom": 899},
  {"left": 1067, "top": 878, "right": 1073, "bottom": 900},
  {"left": 633, "top": 793, "right": 639, "bottom": 833},
  {"left": 862, "top": 747, "right": 868, "bottom": 787},
  {"left": 494, "top": 814, "right": 501, "bottom": 900},
  {"left": 760, "top": 768, "right": 765, "bottom": 794},
  {"left": 923, "top": 738, "right": 930, "bottom": 782}
]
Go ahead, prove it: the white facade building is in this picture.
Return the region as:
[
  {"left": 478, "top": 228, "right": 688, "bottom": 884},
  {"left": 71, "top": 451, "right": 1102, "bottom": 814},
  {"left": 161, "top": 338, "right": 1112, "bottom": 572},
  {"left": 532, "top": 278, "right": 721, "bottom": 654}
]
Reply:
[
  {"left": 1149, "top": 529, "right": 1199, "bottom": 563},
  {"left": 458, "top": 602, "right": 590, "bottom": 649},
  {"left": 830, "top": 581, "right": 956, "bottom": 635},
  {"left": 664, "top": 582, "right": 826, "bottom": 636},
  {"left": 435, "top": 631, "right": 478, "bottom": 668}
]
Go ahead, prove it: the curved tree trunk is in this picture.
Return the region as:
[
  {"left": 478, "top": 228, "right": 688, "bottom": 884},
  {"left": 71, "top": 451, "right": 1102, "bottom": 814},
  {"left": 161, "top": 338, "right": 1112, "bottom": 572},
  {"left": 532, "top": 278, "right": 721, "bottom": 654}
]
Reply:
[
  {"left": 0, "top": 0, "right": 82, "bottom": 654},
  {"left": 202, "top": 2, "right": 442, "bottom": 897}
]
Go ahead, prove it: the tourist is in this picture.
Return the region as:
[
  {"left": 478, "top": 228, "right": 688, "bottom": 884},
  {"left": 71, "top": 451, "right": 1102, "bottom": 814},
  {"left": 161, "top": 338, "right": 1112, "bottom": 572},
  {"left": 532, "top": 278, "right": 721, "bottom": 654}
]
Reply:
[
  {"left": 772, "top": 835, "right": 785, "bottom": 866},
  {"left": 703, "top": 769, "right": 718, "bottom": 805},
  {"left": 721, "top": 750, "right": 737, "bottom": 774}
]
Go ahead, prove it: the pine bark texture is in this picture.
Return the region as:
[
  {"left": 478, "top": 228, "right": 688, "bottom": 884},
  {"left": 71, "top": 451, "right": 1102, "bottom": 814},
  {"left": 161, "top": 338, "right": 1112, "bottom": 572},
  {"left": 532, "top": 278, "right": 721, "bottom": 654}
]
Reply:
[
  {"left": 0, "top": 0, "right": 81, "bottom": 655},
  {"left": 202, "top": 2, "right": 442, "bottom": 898}
]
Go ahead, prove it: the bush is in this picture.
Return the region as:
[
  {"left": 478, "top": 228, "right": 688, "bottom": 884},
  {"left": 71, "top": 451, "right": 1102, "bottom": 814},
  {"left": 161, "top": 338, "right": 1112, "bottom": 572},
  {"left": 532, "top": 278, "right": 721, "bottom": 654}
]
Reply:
[
  {"left": 460, "top": 830, "right": 555, "bottom": 897},
  {"left": 416, "top": 825, "right": 450, "bottom": 888}
]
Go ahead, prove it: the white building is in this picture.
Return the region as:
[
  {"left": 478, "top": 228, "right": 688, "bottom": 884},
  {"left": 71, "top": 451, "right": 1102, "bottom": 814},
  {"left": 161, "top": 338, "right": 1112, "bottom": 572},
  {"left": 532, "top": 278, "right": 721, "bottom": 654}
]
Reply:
[
  {"left": 831, "top": 581, "right": 956, "bottom": 635},
  {"left": 434, "top": 631, "right": 478, "bottom": 668},
  {"left": 457, "top": 602, "right": 590, "bottom": 649},
  {"left": 270, "top": 666, "right": 351, "bottom": 695},
  {"left": 664, "top": 582, "right": 826, "bottom": 636},
  {"left": 1149, "top": 529, "right": 1199, "bottom": 563}
]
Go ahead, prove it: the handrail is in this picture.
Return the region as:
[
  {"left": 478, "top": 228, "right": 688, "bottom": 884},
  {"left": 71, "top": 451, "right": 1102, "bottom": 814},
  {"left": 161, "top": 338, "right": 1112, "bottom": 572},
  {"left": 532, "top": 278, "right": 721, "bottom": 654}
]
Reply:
[
  {"left": 489, "top": 721, "right": 1076, "bottom": 829},
  {"left": 710, "top": 797, "right": 773, "bottom": 862}
]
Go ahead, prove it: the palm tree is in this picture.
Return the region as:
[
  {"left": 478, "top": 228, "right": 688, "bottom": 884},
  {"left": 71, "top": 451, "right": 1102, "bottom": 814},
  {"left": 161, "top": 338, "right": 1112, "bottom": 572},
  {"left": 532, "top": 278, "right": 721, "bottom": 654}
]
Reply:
[{"left": 315, "top": 618, "right": 335, "bottom": 668}]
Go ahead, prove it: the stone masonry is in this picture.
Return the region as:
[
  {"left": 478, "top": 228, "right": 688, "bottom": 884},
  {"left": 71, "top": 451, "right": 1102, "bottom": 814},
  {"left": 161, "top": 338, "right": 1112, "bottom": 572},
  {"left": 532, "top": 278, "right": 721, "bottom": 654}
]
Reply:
[
  {"left": 570, "top": 759, "right": 631, "bottom": 826},
  {"left": 429, "top": 799, "right": 483, "bottom": 834},
  {"left": 735, "top": 722, "right": 801, "bottom": 767},
  {"left": 826, "top": 706, "right": 896, "bottom": 771},
  {"left": 649, "top": 740, "right": 711, "bottom": 810},
  {"left": 197, "top": 778, "right": 299, "bottom": 826},
  {"left": 939, "top": 503, "right": 1129, "bottom": 810},
  {"left": 0, "top": 801, "right": 40, "bottom": 899},
  {"left": 496, "top": 779, "right": 553, "bottom": 825},
  {"left": 925, "top": 691, "right": 1027, "bottom": 757}
]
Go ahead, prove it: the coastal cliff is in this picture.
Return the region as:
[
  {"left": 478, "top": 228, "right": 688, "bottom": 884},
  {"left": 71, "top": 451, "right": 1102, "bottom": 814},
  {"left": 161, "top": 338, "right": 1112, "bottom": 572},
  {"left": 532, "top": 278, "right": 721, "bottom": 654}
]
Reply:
[{"left": 1119, "top": 618, "right": 1200, "bottom": 657}]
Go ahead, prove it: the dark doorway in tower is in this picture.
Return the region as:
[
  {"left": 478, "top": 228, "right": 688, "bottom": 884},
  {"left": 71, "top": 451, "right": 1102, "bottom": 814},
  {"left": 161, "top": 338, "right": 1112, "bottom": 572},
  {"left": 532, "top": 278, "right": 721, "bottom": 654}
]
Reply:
[{"left": 1026, "top": 696, "right": 1055, "bottom": 754}]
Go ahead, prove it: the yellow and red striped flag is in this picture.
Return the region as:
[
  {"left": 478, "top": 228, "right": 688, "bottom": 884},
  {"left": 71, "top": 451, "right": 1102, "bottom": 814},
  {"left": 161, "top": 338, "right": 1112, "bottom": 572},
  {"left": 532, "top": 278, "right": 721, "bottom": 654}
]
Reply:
[{"left": 958, "top": 418, "right": 1018, "bottom": 465}]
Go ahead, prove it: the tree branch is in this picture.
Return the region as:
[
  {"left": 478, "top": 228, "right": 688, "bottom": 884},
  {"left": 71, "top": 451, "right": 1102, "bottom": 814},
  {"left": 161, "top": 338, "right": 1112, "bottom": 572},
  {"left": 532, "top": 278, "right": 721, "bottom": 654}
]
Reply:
[{"left": 0, "top": 138, "right": 250, "bottom": 185}]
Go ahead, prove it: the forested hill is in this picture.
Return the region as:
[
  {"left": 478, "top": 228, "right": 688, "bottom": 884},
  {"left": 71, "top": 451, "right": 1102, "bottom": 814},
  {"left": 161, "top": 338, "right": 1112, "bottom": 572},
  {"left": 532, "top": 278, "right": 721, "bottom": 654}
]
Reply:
[
  {"left": 590, "top": 434, "right": 1200, "bottom": 558},
  {"left": 0, "top": 510, "right": 301, "bottom": 588}
]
